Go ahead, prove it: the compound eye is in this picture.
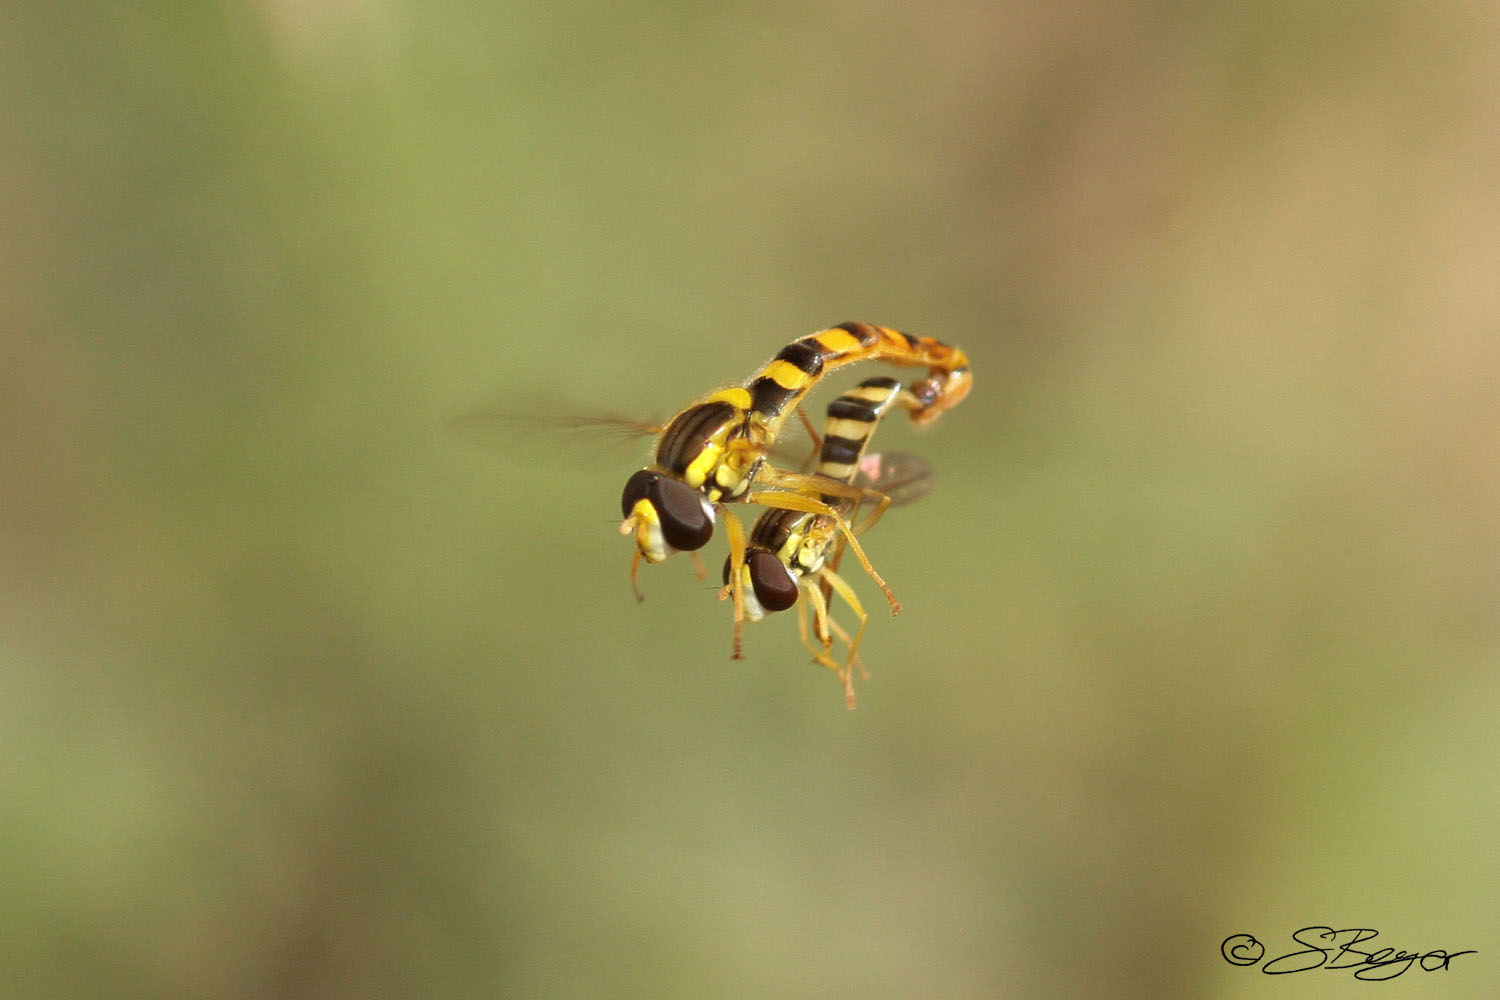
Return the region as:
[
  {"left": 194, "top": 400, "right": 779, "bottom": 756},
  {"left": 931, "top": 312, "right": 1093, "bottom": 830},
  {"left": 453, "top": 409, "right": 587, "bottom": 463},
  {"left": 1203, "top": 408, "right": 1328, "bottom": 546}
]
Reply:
[
  {"left": 747, "top": 550, "right": 798, "bottom": 612},
  {"left": 620, "top": 469, "right": 657, "bottom": 518},
  {"left": 650, "top": 476, "right": 713, "bottom": 551}
]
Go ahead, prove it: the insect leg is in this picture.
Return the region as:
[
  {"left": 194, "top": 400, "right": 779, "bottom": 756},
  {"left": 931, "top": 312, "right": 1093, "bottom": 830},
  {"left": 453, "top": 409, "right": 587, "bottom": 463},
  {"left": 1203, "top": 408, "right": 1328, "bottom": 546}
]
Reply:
[
  {"left": 629, "top": 549, "right": 645, "bottom": 603},
  {"left": 720, "top": 505, "right": 748, "bottom": 660},
  {"left": 820, "top": 566, "right": 869, "bottom": 710}
]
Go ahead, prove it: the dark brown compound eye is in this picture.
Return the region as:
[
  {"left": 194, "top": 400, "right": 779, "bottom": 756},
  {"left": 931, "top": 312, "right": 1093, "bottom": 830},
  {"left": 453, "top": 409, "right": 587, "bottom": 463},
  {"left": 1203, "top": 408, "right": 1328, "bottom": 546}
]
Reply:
[
  {"left": 746, "top": 550, "right": 798, "bottom": 612},
  {"left": 621, "top": 469, "right": 657, "bottom": 518},
  {"left": 622, "top": 470, "right": 713, "bottom": 551},
  {"left": 649, "top": 476, "right": 714, "bottom": 551}
]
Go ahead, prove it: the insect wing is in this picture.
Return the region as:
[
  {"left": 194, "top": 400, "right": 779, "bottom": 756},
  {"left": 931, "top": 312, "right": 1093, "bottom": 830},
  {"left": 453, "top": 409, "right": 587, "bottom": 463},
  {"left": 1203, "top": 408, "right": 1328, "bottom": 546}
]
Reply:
[
  {"left": 445, "top": 409, "right": 667, "bottom": 455},
  {"left": 449, "top": 404, "right": 823, "bottom": 467},
  {"left": 854, "top": 451, "right": 935, "bottom": 508}
]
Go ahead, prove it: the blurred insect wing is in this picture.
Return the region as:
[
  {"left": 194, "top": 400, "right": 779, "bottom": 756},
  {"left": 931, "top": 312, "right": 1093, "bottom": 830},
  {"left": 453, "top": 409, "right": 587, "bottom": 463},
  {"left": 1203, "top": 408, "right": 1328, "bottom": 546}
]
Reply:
[
  {"left": 445, "top": 409, "right": 666, "bottom": 453},
  {"left": 854, "top": 451, "right": 935, "bottom": 508}
]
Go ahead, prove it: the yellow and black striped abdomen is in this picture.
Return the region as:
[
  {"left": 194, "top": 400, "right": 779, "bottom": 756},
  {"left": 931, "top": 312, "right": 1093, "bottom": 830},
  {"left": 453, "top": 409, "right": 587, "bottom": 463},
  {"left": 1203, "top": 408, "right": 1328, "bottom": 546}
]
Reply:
[
  {"left": 744, "top": 322, "right": 971, "bottom": 441},
  {"left": 815, "top": 375, "right": 905, "bottom": 489},
  {"left": 744, "top": 324, "right": 884, "bottom": 425}
]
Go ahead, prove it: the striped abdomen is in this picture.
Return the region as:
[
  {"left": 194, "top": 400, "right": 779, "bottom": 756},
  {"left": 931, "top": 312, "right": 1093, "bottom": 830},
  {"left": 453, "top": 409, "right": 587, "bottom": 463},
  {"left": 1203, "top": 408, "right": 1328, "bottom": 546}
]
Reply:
[
  {"left": 649, "top": 323, "right": 969, "bottom": 503},
  {"left": 743, "top": 322, "right": 971, "bottom": 443}
]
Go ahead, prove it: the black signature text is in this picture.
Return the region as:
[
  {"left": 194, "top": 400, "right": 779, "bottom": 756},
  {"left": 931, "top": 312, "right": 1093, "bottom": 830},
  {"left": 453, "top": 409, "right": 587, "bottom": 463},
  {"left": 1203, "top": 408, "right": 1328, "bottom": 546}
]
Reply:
[{"left": 1221, "top": 926, "right": 1476, "bottom": 981}]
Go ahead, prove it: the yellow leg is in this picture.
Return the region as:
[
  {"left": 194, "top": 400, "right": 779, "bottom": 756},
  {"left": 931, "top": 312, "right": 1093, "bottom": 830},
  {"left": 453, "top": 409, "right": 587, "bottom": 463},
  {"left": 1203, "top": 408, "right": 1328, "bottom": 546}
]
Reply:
[
  {"left": 628, "top": 549, "right": 645, "bottom": 603},
  {"left": 819, "top": 567, "right": 869, "bottom": 709},
  {"left": 819, "top": 484, "right": 890, "bottom": 609},
  {"left": 824, "top": 613, "right": 861, "bottom": 671},
  {"left": 822, "top": 566, "right": 868, "bottom": 672},
  {"left": 850, "top": 487, "right": 893, "bottom": 535},
  {"left": 798, "top": 577, "right": 839, "bottom": 670},
  {"left": 794, "top": 407, "right": 823, "bottom": 472},
  {"left": 757, "top": 466, "right": 869, "bottom": 506},
  {"left": 719, "top": 506, "right": 748, "bottom": 660}
]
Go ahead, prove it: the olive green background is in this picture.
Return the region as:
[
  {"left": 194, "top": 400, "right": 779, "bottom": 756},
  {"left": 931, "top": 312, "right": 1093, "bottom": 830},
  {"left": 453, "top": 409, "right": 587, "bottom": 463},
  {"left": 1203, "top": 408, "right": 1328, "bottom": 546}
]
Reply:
[{"left": 3, "top": 3, "right": 1496, "bottom": 997}]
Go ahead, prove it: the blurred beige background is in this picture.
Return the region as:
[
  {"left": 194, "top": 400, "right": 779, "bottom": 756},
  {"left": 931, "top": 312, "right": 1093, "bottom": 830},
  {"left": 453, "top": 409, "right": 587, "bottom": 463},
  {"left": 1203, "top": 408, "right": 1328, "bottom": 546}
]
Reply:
[{"left": 3, "top": 2, "right": 1496, "bottom": 997}]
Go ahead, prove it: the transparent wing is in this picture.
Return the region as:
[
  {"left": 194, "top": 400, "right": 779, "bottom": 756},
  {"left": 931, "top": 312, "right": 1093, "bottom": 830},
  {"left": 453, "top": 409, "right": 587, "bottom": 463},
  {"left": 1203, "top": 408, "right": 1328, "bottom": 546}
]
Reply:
[
  {"left": 443, "top": 409, "right": 666, "bottom": 456},
  {"left": 853, "top": 451, "right": 935, "bottom": 508},
  {"left": 446, "top": 404, "right": 822, "bottom": 467}
]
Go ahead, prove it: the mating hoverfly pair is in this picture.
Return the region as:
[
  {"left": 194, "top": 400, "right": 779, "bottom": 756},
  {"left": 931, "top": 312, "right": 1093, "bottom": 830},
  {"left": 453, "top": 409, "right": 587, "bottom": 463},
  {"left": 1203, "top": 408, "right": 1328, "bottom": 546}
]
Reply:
[{"left": 620, "top": 322, "right": 970, "bottom": 707}]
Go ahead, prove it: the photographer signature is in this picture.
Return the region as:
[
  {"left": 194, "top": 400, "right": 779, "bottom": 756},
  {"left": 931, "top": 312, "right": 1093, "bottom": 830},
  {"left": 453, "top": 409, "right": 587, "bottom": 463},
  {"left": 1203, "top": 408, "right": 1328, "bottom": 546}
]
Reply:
[{"left": 1221, "top": 926, "right": 1475, "bottom": 981}]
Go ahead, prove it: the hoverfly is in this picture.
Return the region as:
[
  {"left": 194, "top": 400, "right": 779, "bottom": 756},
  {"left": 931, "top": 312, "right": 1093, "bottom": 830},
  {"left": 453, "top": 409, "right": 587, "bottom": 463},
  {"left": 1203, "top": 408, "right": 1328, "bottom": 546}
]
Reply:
[{"left": 619, "top": 322, "right": 970, "bottom": 659}]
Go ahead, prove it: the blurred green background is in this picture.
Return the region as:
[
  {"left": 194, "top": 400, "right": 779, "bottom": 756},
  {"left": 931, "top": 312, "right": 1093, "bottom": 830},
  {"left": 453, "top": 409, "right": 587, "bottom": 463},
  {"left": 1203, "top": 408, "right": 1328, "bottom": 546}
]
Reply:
[{"left": 3, "top": 2, "right": 1496, "bottom": 997}]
